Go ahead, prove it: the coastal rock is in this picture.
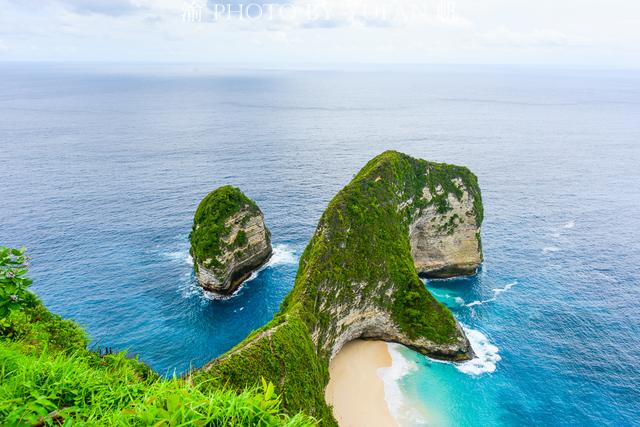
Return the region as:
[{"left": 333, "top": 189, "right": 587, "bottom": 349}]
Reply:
[
  {"left": 190, "top": 186, "right": 272, "bottom": 296},
  {"left": 197, "top": 151, "right": 484, "bottom": 424},
  {"left": 306, "top": 153, "right": 482, "bottom": 361},
  {"left": 410, "top": 172, "right": 483, "bottom": 278}
]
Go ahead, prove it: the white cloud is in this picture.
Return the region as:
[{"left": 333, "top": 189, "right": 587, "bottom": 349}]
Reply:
[
  {"left": 0, "top": 0, "right": 639, "bottom": 66},
  {"left": 478, "top": 28, "right": 572, "bottom": 47},
  {"left": 55, "top": 0, "right": 144, "bottom": 16}
]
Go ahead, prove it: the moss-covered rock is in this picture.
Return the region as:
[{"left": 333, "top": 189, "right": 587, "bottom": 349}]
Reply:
[
  {"left": 190, "top": 186, "right": 272, "bottom": 296},
  {"left": 198, "top": 151, "right": 484, "bottom": 425}
]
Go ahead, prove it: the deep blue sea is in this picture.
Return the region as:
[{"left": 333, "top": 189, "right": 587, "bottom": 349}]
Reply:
[{"left": 1, "top": 64, "right": 639, "bottom": 426}]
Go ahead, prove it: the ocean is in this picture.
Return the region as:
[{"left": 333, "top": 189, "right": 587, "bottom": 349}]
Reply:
[{"left": 1, "top": 63, "right": 639, "bottom": 426}]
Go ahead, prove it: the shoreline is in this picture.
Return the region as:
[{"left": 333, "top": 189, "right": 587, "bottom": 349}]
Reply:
[{"left": 325, "top": 340, "right": 399, "bottom": 427}]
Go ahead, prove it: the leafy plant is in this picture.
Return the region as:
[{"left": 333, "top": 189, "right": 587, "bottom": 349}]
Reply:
[
  {"left": 0, "top": 246, "right": 37, "bottom": 318},
  {"left": 0, "top": 246, "right": 315, "bottom": 426}
]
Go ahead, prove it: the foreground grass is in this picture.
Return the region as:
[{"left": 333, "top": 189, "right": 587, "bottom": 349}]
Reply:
[
  {"left": 0, "top": 247, "right": 316, "bottom": 426},
  {"left": 0, "top": 340, "right": 313, "bottom": 426}
]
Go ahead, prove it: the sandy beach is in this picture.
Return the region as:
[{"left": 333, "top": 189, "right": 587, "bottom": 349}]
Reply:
[{"left": 325, "top": 340, "right": 398, "bottom": 427}]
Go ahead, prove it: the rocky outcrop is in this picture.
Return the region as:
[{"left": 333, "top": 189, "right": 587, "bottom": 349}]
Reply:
[
  {"left": 411, "top": 174, "right": 483, "bottom": 278},
  {"left": 304, "top": 154, "right": 481, "bottom": 362},
  {"left": 325, "top": 306, "right": 472, "bottom": 362},
  {"left": 198, "top": 152, "right": 484, "bottom": 425},
  {"left": 190, "top": 186, "right": 272, "bottom": 296}
]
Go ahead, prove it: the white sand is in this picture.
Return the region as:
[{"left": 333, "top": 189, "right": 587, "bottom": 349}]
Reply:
[{"left": 325, "top": 340, "right": 398, "bottom": 427}]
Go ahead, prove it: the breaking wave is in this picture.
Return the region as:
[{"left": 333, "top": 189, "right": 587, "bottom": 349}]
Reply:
[
  {"left": 267, "top": 244, "right": 298, "bottom": 266},
  {"left": 465, "top": 281, "right": 517, "bottom": 307},
  {"left": 178, "top": 243, "right": 299, "bottom": 301},
  {"left": 378, "top": 344, "right": 420, "bottom": 422},
  {"left": 162, "top": 249, "right": 193, "bottom": 266},
  {"left": 456, "top": 327, "right": 502, "bottom": 375}
]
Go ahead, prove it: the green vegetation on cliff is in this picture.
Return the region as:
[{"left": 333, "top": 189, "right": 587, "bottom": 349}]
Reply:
[
  {"left": 285, "top": 151, "right": 476, "bottom": 346},
  {"left": 201, "top": 151, "right": 483, "bottom": 426},
  {"left": 0, "top": 247, "right": 316, "bottom": 426},
  {"left": 194, "top": 315, "right": 333, "bottom": 424},
  {"left": 190, "top": 185, "right": 262, "bottom": 272},
  {"left": 0, "top": 151, "right": 483, "bottom": 426}
]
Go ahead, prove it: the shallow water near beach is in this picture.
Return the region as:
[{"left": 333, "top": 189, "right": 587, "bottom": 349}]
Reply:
[{"left": 1, "top": 64, "right": 639, "bottom": 426}]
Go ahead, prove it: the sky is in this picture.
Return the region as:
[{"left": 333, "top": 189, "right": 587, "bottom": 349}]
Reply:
[{"left": 1, "top": 0, "right": 639, "bottom": 67}]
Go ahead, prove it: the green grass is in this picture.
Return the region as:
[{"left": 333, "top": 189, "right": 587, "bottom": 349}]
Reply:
[
  {"left": 0, "top": 338, "right": 315, "bottom": 426},
  {"left": 189, "top": 186, "right": 262, "bottom": 273},
  {"left": 0, "top": 246, "right": 316, "bottom": 426},
  {"left": 0, "top": 303, "right": 317, "bottom": 426},
  {"left": 193, "top": 314, "right": 335, "bottom": 426}
]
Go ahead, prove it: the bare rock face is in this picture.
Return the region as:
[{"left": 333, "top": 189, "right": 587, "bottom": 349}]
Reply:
[
  {"left": 190, "top": 186, "right": 272, "bottom": 296},
  {"left": 324, "top": 305, "right": 472, "bottom": 362},
  {"left": 410, "top": 176, "right": 483, "bottom": 278}
]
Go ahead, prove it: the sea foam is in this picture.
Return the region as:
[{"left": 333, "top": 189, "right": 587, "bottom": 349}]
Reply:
[
  {"left": 465, "top": 281, "right": 517, "bottom": 307},
  {"left": 492, "top": 281, "right": 516, "bottom": 296},
  {"left": 163, "top": 249, "right": 193, "bottom": 266},
  {"left": 378, "top": 343, "right": 422, "bottom": 423},
  {"left": 181, "top": 244, "right": 298, "bottom": 301},
  {"left": 267, "top": 244, "right": 298, "bottom": 266},
  {"left": 456, "top": 327, "right": 502, "bottom": 375}
]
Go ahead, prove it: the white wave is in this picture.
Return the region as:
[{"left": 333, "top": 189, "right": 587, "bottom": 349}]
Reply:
[
  {"left": 456, "top": 327, "right": 501, "bottom": 375},
  {"left": 564, "top": 220, "right": 576, "bottom": 229},
  {"left": 179, "top": 280, "right": 200, "bottom": 299},
  {"left": 466, "top": 298, "right": 493, "bottom": 307},
  {"left": 378, "top": 343, "right": 418, "bottom": 422},
  {"left": 465, "top": 281, "right": 517, "bottom": 308},
  {"left": 163, "top": 250, "right": 193, "bottom": 266},
  {"left": 200, "top": 283, "right": 248, "bottom": 301},
  {"left": 492, "top": 281, "right": 516, "bottom": 296},
  {"left": 454, "top": 297, "right": 466, "bottom": 306},
  {"left": 267, "top": 244, "right": 298, "bottom": 266},
  {"left": 179, "top": 244, "right": 298, "bottom": 301},
  {"left": 192, "top": 248, "right": 289, "bottom": 301},
  {"left": 543, "top": 246, "right": 561, "bottom": 254}
]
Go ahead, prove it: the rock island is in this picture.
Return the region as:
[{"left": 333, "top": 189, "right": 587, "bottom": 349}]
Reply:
[{"left": 190, "top": 185, "right": 272, "bottom": 296}]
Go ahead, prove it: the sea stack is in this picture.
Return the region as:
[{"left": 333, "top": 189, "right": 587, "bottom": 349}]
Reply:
[
  {"left": 189, "top": 186, "right": 272, "bottom": 296},
  {"left": 197, "top": 151, "right": 484, "bottom": 425}
]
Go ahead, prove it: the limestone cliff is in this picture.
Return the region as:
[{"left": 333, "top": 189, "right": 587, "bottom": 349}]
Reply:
[
  {"left": 195, "top": 151, "right": 484, "bottom": 425},
  {"left": 410, "top": 168, "right": 483, "bottom": 278},
  {"left": 189, "top": 186, "right": 272, "bottom": 296}
]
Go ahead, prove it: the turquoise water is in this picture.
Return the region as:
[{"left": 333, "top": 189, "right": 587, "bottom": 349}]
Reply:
[{"left": 1, "top": 64, "right": 639, "bottom": 426}]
